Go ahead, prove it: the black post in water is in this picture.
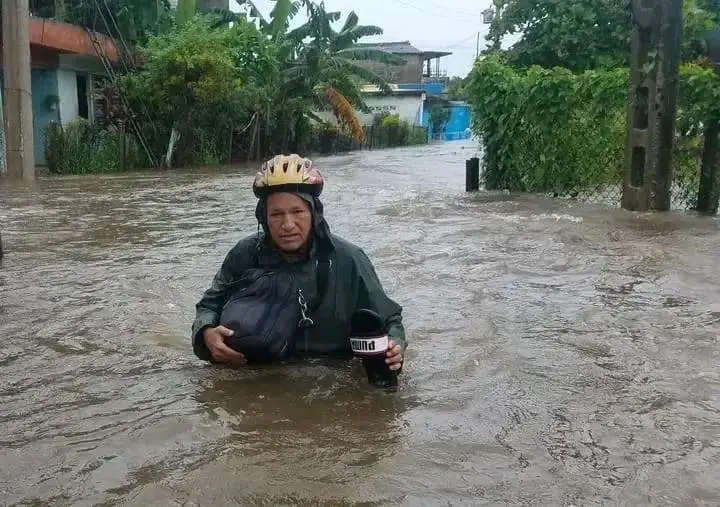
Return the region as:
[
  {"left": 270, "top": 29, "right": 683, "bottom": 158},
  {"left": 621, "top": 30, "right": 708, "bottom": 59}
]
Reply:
[
  {"left": 696, "top": 119, "right": 720, "bottom": 214},
  {"left": 466, "top": 157, "right": 480, "bottom": 192},
  {"left": 0, "top": 231, "right": 4, "bottom": 260}
]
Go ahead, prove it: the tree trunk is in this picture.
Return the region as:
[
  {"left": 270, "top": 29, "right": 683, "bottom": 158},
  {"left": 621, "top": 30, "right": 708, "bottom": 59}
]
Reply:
[{"left": 165, "top": 126, "right": 181, "bottom": 168}]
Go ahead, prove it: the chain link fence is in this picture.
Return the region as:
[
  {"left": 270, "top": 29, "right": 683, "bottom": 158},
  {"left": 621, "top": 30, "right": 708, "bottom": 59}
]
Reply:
[
  {"left": 470, "top": 58, "right": 718, "bottom": 213},
  {"left": 481, "top": 134, "right": 710, "bottom": 212}
]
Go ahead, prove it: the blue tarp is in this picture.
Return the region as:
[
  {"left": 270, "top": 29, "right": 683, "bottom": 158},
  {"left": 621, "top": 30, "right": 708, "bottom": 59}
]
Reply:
[{"left": 423, "top": 102, "right": 472, "bottom": 141}]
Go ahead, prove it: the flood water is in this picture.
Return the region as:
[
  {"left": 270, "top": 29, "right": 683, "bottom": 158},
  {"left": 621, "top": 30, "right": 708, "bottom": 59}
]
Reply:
[{"left": 1, "top": 141, "right": 719, "bottom": 506}]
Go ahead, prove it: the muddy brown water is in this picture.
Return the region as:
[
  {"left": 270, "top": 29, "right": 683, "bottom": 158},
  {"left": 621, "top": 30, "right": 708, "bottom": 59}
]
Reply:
[{"left": 1, "top": 142, "right": 719, "bottom": 506}]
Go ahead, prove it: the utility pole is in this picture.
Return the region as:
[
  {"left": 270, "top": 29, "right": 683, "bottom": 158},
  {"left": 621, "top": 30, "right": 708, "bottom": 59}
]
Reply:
[
  {"left": 0, "top": 84, "right": 6, "bottom": 174},
  {"left": 621, "top": 0, "right": 683, "bottom": 212},
  {"left": 2, "top": 0, "right": 36, "bottom": 180}
]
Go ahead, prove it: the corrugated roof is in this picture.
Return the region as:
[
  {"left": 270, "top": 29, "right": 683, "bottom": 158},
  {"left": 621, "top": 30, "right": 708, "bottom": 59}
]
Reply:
[
  {"left": 352, "top": 40, "right": 452, "bottom": 59},
  {"left": 353, "top": 40, "right": 423, "bottom": 55}
]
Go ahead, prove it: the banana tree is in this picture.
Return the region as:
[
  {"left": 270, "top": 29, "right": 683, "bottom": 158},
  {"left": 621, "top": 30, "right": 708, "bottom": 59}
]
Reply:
[
  {"left": 225, "top": 0, "right": 404, "bottom": 150},
  {"left": 282, "top": 2, "right": 404, "bottom": 142}
]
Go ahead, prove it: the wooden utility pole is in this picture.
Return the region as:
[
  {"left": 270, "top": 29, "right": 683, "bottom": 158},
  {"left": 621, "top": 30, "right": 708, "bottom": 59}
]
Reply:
[
  {"left": 621, "top": 0, "right": 683, "bottom": 212},
  {"left": 2, "top": 0, "right": 36, "bottom": 180},
  {"left": 0, "top": 84, "right": 6, "bottom": 174}
]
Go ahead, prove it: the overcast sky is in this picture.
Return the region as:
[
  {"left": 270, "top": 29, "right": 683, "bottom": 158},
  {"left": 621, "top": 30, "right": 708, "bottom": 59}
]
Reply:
[{"left": 231, "top": 0, "right": 500, "bottom": 78}]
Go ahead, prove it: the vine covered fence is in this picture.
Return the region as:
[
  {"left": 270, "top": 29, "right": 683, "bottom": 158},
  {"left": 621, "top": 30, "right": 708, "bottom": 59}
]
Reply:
[{"left": 467, "top": 56, "right": 720, "bottom": 211}]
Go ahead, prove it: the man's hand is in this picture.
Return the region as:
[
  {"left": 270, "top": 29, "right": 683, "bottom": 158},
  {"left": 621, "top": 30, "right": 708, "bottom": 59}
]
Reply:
[
  {"left": 385, "top": 340, "right": 403, "bottom": 371},
  {"left": 203, "top": 326, "right": 247, "bottom": 366}
]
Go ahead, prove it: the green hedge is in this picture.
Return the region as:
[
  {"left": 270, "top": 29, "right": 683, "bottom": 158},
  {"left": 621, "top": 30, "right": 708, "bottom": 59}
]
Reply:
[
  {"left": 467, "top": 55, "right": 720, "bottom": 207},
  {"left": 44, "top": 118, "right": 141, "bottom": 174}
]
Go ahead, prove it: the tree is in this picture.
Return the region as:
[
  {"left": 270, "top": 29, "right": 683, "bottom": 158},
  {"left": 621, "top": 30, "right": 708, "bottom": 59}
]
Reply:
[
  {"left": 446, "top": 76, "right": 469, "bottom": 101},
  {"left": 484, "top": 0, "right": 631, "bottom": 71},
  {"left": 280, "top": 1, "right": 405, "bottom": 141},
  {"left": 483, "top": 0, "right": 720, "bottom": 71},
  {"left": 120, "top": 15, "right": 274, "bottom": 166},
  {"left": 28, "top": 0, "right": 173, "bottom": 45},
  {"left": 233, "top": 0, "right": 404, "bottom": 147}
]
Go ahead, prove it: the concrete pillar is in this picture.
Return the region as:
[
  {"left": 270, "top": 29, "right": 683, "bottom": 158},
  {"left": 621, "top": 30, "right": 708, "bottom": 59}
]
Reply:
[
  {"left": 2, "top": 0, "right": 36, "bottom": 180},
  {"left": 621, "top": 0, "right": 683, "bottom": 212}
]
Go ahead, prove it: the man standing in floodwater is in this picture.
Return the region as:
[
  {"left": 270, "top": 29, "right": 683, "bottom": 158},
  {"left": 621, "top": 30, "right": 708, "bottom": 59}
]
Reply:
[{"left": 190, "top": 153, "right": 406, "bottom": 387}]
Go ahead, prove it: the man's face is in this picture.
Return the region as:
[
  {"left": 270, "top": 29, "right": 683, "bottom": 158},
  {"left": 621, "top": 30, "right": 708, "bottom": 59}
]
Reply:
[{"left": 266, "top": 192, "right": 312, "bottom": 253}]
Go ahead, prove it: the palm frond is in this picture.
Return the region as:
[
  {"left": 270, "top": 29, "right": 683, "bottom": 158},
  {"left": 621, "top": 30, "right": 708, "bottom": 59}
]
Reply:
[
  {"left": 286, "top": 22, "right": 313, "bottom": 43},
  {"left": 325, "top": 86, "right": 364, "bottom": 142},
  {"left": 322, "top": 73, "right": 370, "bottom": 112},
  {"left": 304, "top": 110, "right": 330, "bottom": 125},
  {"left": 234, "top": 0, "right": 269, "bottom": 29},
  {"left": 326, "top": 10, "right": 342, "bottom": 23},
  {"left": 331, "top": 26, "right": 385, "bottom": 52},
  {"left": 329, "top": 57, "right": 393, "bottom": 93},
  {"left": 268, "top": 0, "right": 302, "bottom": 38},
  {"left": 340, "top": 11, "right": 359, "bottom": 33},
  {"left": 207, "top": 8, "right": 247, "bottom": 28}
]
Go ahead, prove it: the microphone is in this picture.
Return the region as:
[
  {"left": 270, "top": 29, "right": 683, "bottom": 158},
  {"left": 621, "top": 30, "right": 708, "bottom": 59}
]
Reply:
[{"left": 349, "top": 309, "right": 399, "bottom": 389}]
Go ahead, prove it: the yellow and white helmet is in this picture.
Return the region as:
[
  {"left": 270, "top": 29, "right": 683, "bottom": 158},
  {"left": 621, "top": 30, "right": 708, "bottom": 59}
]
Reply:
[{"left": 252, "top": 154, "right": 324, "bottom": 198}]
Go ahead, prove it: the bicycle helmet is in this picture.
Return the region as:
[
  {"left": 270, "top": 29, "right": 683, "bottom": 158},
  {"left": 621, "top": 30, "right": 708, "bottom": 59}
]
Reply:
[{"left": 252, "top": 154, "right": 324, "bottom": 198}]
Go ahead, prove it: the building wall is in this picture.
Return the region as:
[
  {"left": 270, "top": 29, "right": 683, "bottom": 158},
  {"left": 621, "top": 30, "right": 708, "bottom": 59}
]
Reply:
[
  {"left": 0, "top": 46, "right": 59, "bottom": 68},
  {"left": 57, "top": 54, "right": 106, "bottom": 75},
  {"left": 357, "top": 94, "right": 425, "bottom": 126},
  {"left": 2, "top": 47, "right": 110, "bottom": 166},
  {"left": 1, "top": 65, "right": 92, "bottom": 165},
  {"left": 355, "top": 54, "right": 424, "bottom": 85},
  {"left": 56, "top": 69, "right": 79, "bottom": 125},
  {"left": 30, "top": 68, "right": 60, "bottom": 165}
]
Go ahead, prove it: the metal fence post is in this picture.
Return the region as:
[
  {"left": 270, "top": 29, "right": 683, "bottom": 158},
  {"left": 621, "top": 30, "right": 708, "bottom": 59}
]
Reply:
[{"left": 466, "top": 157, "right": 480, "bottom": 192}]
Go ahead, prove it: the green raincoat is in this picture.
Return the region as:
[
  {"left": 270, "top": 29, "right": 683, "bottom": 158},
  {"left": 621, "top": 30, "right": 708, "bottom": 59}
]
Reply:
[{"left": 191, "top": 231, "right": 406, "bottom": 362}]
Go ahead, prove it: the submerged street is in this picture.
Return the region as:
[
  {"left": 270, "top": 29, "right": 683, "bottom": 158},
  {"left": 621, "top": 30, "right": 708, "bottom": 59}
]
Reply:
[{"left": 1, "top": 142, "right": 719, "bottom": 505}]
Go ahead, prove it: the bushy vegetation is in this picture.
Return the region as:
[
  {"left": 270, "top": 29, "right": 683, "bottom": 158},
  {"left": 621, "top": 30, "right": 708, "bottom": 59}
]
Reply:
[
  {"left": 469, "top": 0, "right": 720, "bottom": 209},
  {"left": 45, "top": 119, "right": 141, "bottom": 174},
  {"left": 32, "top": 0, "right": 429, "bottom": 172},
  {"left": 468, "top": 57, "right": 720, "bottom": 199}
]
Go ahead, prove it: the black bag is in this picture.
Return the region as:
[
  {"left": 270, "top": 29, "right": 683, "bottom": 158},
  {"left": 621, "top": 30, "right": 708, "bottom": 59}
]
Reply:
[{"left": 218, "top": 255, "right": 330, "bottom": 364}]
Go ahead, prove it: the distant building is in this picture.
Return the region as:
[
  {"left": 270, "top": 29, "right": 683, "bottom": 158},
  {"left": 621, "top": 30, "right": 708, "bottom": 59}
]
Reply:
[
  {"left": 352, "top": 40, "right": 451, "bottom": 96},
  {"left": 355, "top": 85, "right": 427, "bottom": 127},
  {"left": 350, "top": 40, "right": 472, "bottom": 140},
  {"left": 0, "top": 18, "right": 122, "bottom": 165}
]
